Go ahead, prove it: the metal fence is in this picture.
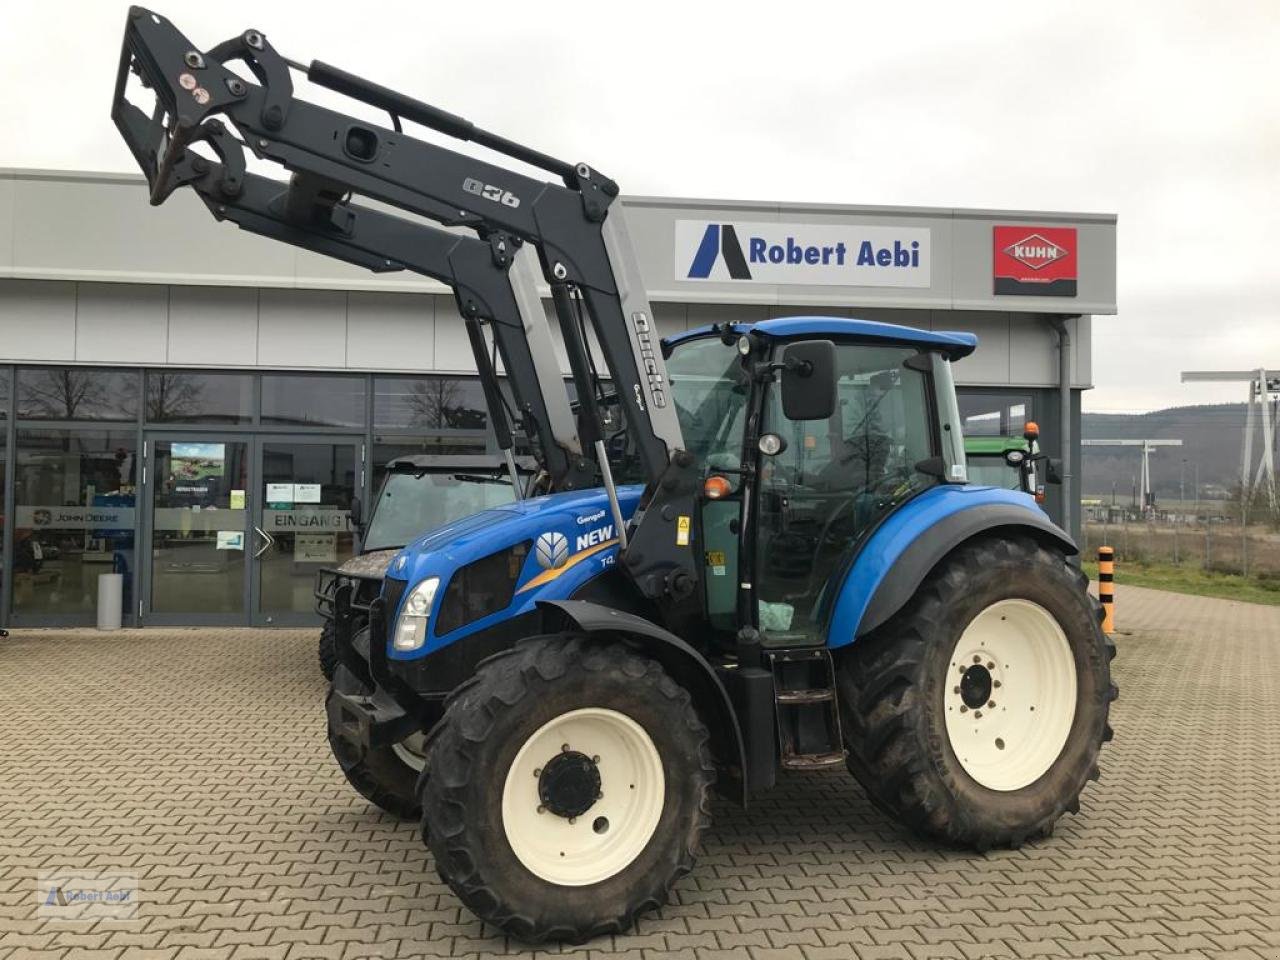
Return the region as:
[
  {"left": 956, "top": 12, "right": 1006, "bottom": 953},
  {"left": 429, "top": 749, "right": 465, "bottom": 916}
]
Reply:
[{"left": 1082, "top": 520, "right": 1280, "bottom": 578}]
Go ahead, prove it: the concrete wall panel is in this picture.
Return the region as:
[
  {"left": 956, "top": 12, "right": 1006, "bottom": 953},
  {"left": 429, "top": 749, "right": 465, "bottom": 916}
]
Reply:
[
  {"left": 258, "top": 288, "right": 347, "bottom": 368},
  {"left": 75, "top": 283, "right": 168, "bottom": 364},
  {"left": 167, "top": 285, "right": 259, "bottom": 367},
  {"left": 0, "top": 279, "right": 77, "bottom": 361},
  {"left": 348, "top": 291, "right": 435, "bottom": 371}
]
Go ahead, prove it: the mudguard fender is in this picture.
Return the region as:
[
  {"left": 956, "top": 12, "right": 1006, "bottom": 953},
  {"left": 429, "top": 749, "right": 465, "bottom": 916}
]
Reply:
[
  {"left": 826, "top": 486, "right": 1077, "bottom": 648},
  {"left": 537, "top": 599, "right": 748, "bottom": 806}
]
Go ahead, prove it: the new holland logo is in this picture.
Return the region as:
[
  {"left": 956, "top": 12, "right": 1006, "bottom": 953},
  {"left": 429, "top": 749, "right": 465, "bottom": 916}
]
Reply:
[
  {"left": 687, "top": 224, "right": 753, "bottom": 280},
  {"left": 1003, "top": 234, "right": 1068, "bottom": 271},
  {"left": 535, "top": 531, "right": 569, "bottom": 570}
]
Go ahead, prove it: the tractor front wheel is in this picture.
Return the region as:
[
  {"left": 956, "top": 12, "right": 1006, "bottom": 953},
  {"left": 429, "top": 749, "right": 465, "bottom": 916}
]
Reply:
[
  {"left": 420, "top": 635, "right": 715, "bottom": 943},
  {"left": 327, "top": 649, "right": 427, "bottom": 820},
  {"left": 836, "top": 536, "right": 1115, "bottom": 849}
]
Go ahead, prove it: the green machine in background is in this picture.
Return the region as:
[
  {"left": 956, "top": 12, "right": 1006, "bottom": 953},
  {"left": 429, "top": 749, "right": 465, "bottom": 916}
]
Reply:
[{"left": 964, "top": 423, "right": 1060, "bottom": 504}]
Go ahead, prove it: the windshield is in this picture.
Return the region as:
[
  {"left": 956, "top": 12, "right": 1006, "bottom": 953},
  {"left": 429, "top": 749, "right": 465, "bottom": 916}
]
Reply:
[
  {"left": 362, "top": 470, "right": 518, "bottom": 552},
  {"left": 666, "top": 337, "right": 750, "bottom": 468}
]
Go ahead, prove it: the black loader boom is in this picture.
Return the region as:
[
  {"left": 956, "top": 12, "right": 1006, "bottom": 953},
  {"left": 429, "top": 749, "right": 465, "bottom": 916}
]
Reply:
[{"left": 112, "top": 7, "right": 703, "bottom": 629}]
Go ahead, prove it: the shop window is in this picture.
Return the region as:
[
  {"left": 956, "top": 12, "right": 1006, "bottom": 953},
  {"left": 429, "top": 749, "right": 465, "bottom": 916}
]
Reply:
[
  {"left": 0, "top": 366, "right": 10, "bottom": 419},
  {"left": 958, "top": 391, "right": 1034, "bottom": 438},
  {"left": 16, "top": 367, "right": 139, "bottom": 421},
  {"left": 146, "top": 371, "right": 253, "bottom": 424},
  {"left": 12, "top": 429, "right": 138, "bottom": 619},
  {"left": 262, "top": 374, "right": 366, "bottom": 428},
  {"left": 373, "top": 375, "right": 488, "bottom": 432}
]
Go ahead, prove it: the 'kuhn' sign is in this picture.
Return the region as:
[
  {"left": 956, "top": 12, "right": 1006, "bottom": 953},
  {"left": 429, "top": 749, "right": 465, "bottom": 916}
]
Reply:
[
  {"left": 675, "top": 220, "right": 931, "bottom": 289},
  {"left": 993, "top": 225, "right": 1077, "bottom": 297}
]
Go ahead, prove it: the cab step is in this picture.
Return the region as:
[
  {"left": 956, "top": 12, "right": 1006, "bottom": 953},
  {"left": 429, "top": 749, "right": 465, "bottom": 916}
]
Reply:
[
  {"left": 775, "top": 688, "right": 835, "bottom": 704},
  {"left": 781, "top": 752, "right": 846, "bottom": 770},
  {"left": 767, "top": 648, "right": 847, "bottom": 772}
]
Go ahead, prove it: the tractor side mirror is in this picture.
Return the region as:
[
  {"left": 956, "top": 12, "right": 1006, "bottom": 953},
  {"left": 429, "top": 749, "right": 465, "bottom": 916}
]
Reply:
[
  {"left": 1044, "top": 458, "right": 1063, "bottom": 485},
  {"left": 780, "top": 340, "right": 837, "bottom": 421}
]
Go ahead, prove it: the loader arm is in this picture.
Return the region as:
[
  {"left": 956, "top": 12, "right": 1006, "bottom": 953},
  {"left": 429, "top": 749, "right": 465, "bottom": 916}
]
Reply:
[
  {"left": 114, "top": 90, "right": 593, "bottom": 492},
  {"left": 113, "top": 7, "right": 705, "bottom": 624}
]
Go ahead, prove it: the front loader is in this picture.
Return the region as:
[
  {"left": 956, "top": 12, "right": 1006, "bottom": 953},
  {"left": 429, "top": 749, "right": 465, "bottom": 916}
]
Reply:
[{"left": 113, "top": 8, "right": 1116, "bottom": 943}]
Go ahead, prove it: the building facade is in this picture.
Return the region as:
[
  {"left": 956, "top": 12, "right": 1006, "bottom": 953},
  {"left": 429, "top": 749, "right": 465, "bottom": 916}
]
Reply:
[{"left": 0, "top": 169, "right": 1116, "bottom": 628}]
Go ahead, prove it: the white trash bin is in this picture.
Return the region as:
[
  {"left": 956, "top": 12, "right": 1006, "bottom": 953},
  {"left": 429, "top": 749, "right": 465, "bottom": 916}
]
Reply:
[{"left": 97, "top": 573, "right": 124, "bottom": 631}]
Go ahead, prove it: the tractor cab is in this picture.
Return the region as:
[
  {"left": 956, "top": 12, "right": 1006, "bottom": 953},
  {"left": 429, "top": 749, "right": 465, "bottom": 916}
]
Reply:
[{"left": 664, "top": 318, "right": 973, "bottom": 648}]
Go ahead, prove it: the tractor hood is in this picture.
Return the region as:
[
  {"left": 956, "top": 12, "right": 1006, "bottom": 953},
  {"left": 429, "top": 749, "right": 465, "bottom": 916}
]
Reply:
[{"left": 384, "top": 485, "right": 645, "bottom": 657}]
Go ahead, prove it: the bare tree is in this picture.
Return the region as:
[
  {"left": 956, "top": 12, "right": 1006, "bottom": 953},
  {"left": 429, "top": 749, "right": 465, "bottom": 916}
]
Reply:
[
  {"left": 146, "top": 372, "right": 206, "bottom": 421},
  {"left": 406, "top": 378, "right": 486, "bottom": 430},
  {"left": 18, "top": 369, "right": 111, "bottom": 419}
]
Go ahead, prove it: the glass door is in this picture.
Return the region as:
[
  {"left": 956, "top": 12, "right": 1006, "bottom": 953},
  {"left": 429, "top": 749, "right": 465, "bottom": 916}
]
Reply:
[
  {"left": 142, "top": 436, "right": 251, "bottom": 624},
  {"left": 252, "top": 438, "right": 360, "bottom": 625}
]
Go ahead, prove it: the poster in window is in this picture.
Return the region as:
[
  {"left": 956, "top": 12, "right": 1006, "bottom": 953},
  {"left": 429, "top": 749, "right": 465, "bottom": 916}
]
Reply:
[{"left": 170, "top": 442, "right": 225, "bottom": 496}]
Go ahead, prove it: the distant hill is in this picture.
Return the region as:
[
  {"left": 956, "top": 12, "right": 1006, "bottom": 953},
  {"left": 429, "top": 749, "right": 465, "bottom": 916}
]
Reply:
[{"left": 1081, "top": 403, "right": 1273, "bottom": 500}]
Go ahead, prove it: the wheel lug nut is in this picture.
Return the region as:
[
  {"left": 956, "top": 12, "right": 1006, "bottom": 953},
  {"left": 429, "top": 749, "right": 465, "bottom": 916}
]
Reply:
[
  {"left": 975, "top": 710, "right": 983, "bottom": 719},
  {"left": 973, "top": 655, "right": 981, "bottom": 663},
  {"left": 561, "top": 743, "right": 571, "bottom": 752},
  {"left": 533, "top": 768, "right": 541, "bottom": 777},
  {"left": 536, "top": 805, "right": 545, "bottom": 814},
  {"left": 953, "top": 686, "right": 961, "bottom": 695},
  {"left": 591, "top": 755, "right": 600, "bottom": 764},
  {"left": 959, "top": 705, "right": 968, "bottom": 713},
  {"left": 988, "top": 700, "right": 996, "bottom": 709},
  {"left": 568, "top": 817, "right": 576, "bottom": 825},
  {"left": 987, "top": 661, "right": 995, "bottom": 670},
  {"left": 993, "top": 680, "right": 1002, "bottom": 688}
]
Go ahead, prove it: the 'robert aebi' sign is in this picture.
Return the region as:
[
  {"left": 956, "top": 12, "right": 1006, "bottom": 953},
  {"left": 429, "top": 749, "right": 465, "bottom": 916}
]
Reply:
[{"left": 675, "top": 220, "right": 931, "bottom": 288}]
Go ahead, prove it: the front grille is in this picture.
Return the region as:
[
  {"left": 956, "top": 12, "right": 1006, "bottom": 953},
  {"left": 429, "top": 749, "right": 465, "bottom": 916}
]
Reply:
[
  {"left": 380, "top": 577, "right": 409, "bottom": 646},
  {"left": 434, "top": 542, "right": 529, "bottom": 637}
]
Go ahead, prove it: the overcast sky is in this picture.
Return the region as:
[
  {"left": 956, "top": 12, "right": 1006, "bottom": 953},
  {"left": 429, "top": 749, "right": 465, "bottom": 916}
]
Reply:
[{"left": 2, "top": 1, "right": 1276, "bottom": 413}]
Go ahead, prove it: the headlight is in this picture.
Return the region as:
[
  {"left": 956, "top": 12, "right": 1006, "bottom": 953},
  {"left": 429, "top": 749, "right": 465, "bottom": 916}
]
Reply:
[
  {"left": 1005, "top": 450, "right": 1026, "bottom": 466},
  {"left": 393, "top": 577, "right": 439, "bottom": 651}
]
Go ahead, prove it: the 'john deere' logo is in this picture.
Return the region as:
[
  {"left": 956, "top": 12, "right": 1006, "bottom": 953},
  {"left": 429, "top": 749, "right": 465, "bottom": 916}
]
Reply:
[
  {"left": 1002, "top": 234, "right": 1068, "bottom": 271},
  {"left": 687, "top": 224, "right": 753, "bottom": 280},
  {"left": 535, "top": 531, "right": 569, "bottom": 570}
]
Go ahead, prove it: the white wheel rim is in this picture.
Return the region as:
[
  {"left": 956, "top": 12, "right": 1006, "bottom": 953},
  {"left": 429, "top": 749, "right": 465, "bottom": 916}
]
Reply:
[
  {"left": 943, "top": 599, "right": 1077, "bottom": 792},
  {"left": 501, "top": 707, "right": 665, "bottom": 886},
  {"left": 391, "top": 731, "right": 427, "bottom": 773}
]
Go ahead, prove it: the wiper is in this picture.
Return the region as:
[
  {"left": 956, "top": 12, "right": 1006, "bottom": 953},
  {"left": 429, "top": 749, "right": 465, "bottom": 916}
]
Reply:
[{"left": 453, "top": 473, "right": 509, "bottom": 486}]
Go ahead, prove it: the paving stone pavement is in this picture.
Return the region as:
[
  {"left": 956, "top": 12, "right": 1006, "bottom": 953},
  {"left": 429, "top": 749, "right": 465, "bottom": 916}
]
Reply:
[{"left": 2, "top": 583, "right": 1278, "bottom": 960}]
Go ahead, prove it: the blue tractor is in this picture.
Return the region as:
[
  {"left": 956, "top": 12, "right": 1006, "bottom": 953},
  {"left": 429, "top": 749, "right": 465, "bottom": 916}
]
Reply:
[{"left": 114, "top": 9, "right": 1115, "bottom": 943}]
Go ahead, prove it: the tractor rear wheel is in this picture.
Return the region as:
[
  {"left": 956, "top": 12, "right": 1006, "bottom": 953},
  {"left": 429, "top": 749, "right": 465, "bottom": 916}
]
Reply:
[
  {"left": 327, "top": 650, "right": 426, "bottom": 820},
  {"left": 836, "top": 536, "right": 1115, "bottom": 849},
  {"left": 420, "top": 634, "right": 715, "bottom": 943}
]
